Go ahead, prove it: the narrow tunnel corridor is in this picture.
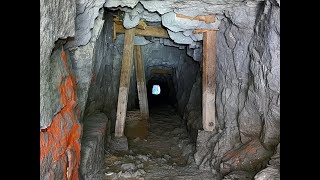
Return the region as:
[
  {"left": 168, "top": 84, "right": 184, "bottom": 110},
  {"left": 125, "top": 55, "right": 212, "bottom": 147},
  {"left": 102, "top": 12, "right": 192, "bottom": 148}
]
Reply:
[{"left": 40, "top": 1, "right": 280, "bottom": 179}]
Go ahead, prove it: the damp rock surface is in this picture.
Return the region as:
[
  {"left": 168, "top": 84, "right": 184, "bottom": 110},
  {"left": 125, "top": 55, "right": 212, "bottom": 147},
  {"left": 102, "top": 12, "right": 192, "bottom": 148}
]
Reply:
[{"left": 80, "top": 113, "right": 109, "bottom": 180}]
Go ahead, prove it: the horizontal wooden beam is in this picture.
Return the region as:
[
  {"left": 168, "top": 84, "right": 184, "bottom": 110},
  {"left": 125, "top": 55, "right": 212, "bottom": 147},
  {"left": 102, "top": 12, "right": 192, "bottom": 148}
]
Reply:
[
  {"left": 114, "top": 22, "right": 169, "bottom": 39},
  {"left": 193, "top": 29, "right": 219, "bottom": 34},
  {"left": 176, "top": 14, "right": 215, "bottom": 23},
  {"left": 151, "top": 69, "right": 173, "bottom": 75}
]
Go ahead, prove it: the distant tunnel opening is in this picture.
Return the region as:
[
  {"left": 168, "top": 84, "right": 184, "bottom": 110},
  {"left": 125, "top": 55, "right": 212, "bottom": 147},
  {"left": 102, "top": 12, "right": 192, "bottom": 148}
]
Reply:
[{"left": 147, "top": 73, "right": 176, "bottom": 109}]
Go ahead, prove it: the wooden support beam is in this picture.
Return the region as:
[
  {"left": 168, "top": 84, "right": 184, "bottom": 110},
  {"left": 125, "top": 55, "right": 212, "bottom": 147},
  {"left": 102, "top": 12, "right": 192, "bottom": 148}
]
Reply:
[
  {"left": 151, "top": 69, "right": 173, "bottom": 75},
  {"left": 115, "top": 28, "right": 136, "bottom": 137},
  {"left": 202, "top": 30, "right": 217, "bottom": 131},
  {"left": 136, "top": 20, "right": 147, "bottom": 30},
  {"left": 176, "top": 14, "right": 215, "bottom": 23},
  {"left": 134, "top": 45, "right": 149, "bottom": 120},
  {"left": 114, "top": 23, "right": 169, "bottom": 39}
]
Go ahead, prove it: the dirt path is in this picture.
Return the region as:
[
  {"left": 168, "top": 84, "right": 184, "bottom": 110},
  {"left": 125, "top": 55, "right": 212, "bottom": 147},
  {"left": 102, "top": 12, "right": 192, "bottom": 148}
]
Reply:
[{"left": 104, "top": 105, "right": 214, "bottom": 180}]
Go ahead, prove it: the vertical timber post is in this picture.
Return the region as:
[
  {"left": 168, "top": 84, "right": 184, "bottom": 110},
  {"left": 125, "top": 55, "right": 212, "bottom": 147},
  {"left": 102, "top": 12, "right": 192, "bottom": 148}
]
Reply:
[
  {"left": 134, "top": 45, "right": 149, "bottom": 120},
  {"left": 115, "top": 28, "right": 136, "bottom": 137},
  {"left": 202, "top": 30, "right": 217, "bottom": 131}
]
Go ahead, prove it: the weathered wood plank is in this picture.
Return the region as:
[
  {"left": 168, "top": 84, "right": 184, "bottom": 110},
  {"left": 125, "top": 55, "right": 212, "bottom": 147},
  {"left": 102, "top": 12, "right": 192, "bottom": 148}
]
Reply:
[
  {"left": 202, "top": 30, "right": 217, "bottom": 131},
  {"left": 134, "top": 45, "right": 149, "bottom": 120},
  {"left": 114, "top": 23, "right": 169, "bottom": 38},
  {"left": 151, "top": 69, "right": 173, "bottom": 75},
  {"left": 176, "top": 14, "right": 215, "bottom": 23},
  {"left": 115, "top": 28, "right": 136, "bottom": 137}
]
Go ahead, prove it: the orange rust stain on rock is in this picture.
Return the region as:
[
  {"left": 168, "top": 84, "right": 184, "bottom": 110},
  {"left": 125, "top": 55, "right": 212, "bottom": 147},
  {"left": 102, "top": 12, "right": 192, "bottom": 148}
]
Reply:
[
  {"left": 40, "top": 49, "right": 80, "bottom": 179},
  {"left": 61, "top": 50, "right": 68, "bottom": 68}
]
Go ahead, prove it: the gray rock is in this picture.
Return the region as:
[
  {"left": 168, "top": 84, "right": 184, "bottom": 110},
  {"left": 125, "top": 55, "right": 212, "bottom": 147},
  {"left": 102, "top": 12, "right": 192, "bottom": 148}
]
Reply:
[
  {"left": 220, "top": 139, "right": 273, "bottom": 175},
  {"left": 83, "top": 12, "right": 121, "bottom": 125},
  {"left": 121, "top": 163, "right": 136, "bottom": 171},
  {"left": 254, "top": 143, "right": 280, "bottom": 179},
  {"left": 136, "top": 163, "right": 144, "bottom": 169},
  {"left": 71, "top": 0, "right": 105, "bottom": 47},
  {"left": 187, "top": 45, "right": 202, "bottom": 62},
  {"left": 140, "top": 1, "right": 173, "bottom": 14},
  {"left": 163, "top": 154, "right": 171, "bottom": 160},
  {"left": 167, "top": 30, "right": 194, "bottom": 45},
  {"left": 120, "top": 171, "right": 133, "bottom": 178},
  {"left": 254, "top": 166, "right": 280, "bottom": 180},
  {"left": 109, "top": 136, "right": 129, "bottom": 152},
  {"left": 137, "top": 169, "right": 146, "bottom": 174},
  {"left": 187, "top": 1, "right": 280, "bottom": 177},
  {"left": 40, "top": 45, "right": 79, "bottom": 180},
  {"left": 137, "top": 154, "right": 149, "bottom": 162},
  {"left": 223, "top": 170, "right": 256, "bottom": 180},
  {"left": 68, "top": 8, "right": 105, "bottom": 121},
  {"left": 123, "top": 12, "right": 140, "bottom": 29},
  {"left": 80, "top": 113, "right": 109, "bottom": 179},
  {"left": 40, "top": 0, "right": 76, "bottom": 129},
  {"left": 134, "top": 36, "right": 152, "bottom": 45},
  {"left": 161, "top": 12, "right": 220, "bottom": 33},
  {"left": 105, "top": 0, "right": 139, "bottom": 8}
]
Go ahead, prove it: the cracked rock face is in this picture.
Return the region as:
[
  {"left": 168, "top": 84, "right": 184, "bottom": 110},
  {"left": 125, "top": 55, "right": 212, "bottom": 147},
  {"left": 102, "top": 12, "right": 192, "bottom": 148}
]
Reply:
[
  {"left": 177, "top": 0, "right": 279, "bottom": 178},
  {"left": 40, "top": 0, "right": 76, "bottom": 129},
  {"left": 72, "top": 0, "right": 105, "bottom": 47},
  {"left": 80, "top": 113, "right": 109, "bottom": 179}
]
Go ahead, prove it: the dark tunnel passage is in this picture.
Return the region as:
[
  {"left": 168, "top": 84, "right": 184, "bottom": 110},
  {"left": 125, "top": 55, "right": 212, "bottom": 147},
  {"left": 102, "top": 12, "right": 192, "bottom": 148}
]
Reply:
[{"left": 146, "top": 73, "right": 176, "bottom": 109}]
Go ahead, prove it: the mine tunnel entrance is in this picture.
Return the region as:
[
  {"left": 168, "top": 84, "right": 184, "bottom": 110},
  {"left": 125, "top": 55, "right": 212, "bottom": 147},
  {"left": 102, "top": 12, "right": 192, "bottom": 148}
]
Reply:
[
  {"left": 98, "top": 7, "right": 210, "bottom": 178},
  {"left": 41, "top": 1, "right": 280, "bottom": 179},
  {"left": 77, "top": 6, "right": 217, "bottom": 179}
]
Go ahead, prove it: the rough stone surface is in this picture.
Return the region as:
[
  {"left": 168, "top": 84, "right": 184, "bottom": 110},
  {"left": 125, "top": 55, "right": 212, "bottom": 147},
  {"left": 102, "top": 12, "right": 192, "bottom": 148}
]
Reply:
[
  {"left": 254, "top": 143, "right": 280, "bottom": 179},
  {"left": 68, "top": 8, "right": 105, "bottom": 122},
  {"left": 40, "top": 45, "right": 81, "bottom": 179},
  {"left": 220, "top": 139, "right": 273, "bottom": 175},
  {"left": 71, "top": 0, "right": 106, "bottom": 47},
  {"left": 109, "top": 136, "right": 129, "bottom": 152},
  {"left": 123, "top": 12, "right": 140, "bottom": 29},
  {"left": 180, "top": 0, "right": 280, "bottom": 178},
  {"left": 105, "top": 0, "right": 139, "bottom": 8},
  {"left": 223, "top": 170, "right": 256, "bottom": 180},
  {"left": 173, "top": 55, "right": 199, "bottom": 115},
  {"left": 80, "top": 113, "right": 108, "bottom": 180},
  {"left": 167, "top": 30, "right": 194, "bottom": 45},
  {"left": 162, "top": 12, "right": 220, "bottom": 33},
  {"left": 254, "top": 166, "right": 280, "bottom": 180},
  {"left": 134, "top": 36, "right": 151, "bottom": 45},
  {"left": 40, "top": 0, "right": 76, "bottom": 129},
  {"left": 83, "top": 12, "right": 120, "bottom": 128}
]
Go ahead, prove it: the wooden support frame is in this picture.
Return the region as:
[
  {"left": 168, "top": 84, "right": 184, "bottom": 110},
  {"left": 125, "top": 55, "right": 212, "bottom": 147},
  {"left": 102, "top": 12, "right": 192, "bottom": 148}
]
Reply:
[
  {"left": 115, "top": 28, "right": 136, "bottom": 137},
  {"left": 151, "top": 69, "right": 173, "bottom": 75},
  {"left": 134, "top": 45, "right": 149, "bottom": 120},
  {"left": 201, "top": 30, "right": 217, "bottom": 131},
  {"left": 193, "top": 15, "right": 217, "bottom": 131},
  {"left": 176, "top": 14, "right": 215, "bottom": 23},
  {"left": 113, "top": 21, "right": 169, "bottom": 41}
]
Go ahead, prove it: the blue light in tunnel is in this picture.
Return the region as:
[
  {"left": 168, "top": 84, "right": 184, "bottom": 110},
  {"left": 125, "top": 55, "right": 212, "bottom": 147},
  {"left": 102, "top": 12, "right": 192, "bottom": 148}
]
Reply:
[{"left": 152, "top": 85, "right": 161, "bottom": 95}]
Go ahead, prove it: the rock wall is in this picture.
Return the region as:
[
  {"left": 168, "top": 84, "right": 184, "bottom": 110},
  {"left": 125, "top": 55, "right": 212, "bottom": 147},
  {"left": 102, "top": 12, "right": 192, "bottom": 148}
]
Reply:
[
  {"left": 80, "top": 113, "right": 109, "bottom": 180},
  {"left": 84, "top": 11, "right": 121, "bottom": 134},
  {"left": 187, "top": 0, "right": 280, "bottom": 178},
  {"left": 40, "top": 0, "right": 76, "bottom": 130},
  {"left": 40, "top": 0, "right": 106, "bottom": 179},
  {"left": 173, "top": 55, "right": 200, "bottom": 116},
  {"left": 40, "top": 44, "right": 81, "bottom": 180}
]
